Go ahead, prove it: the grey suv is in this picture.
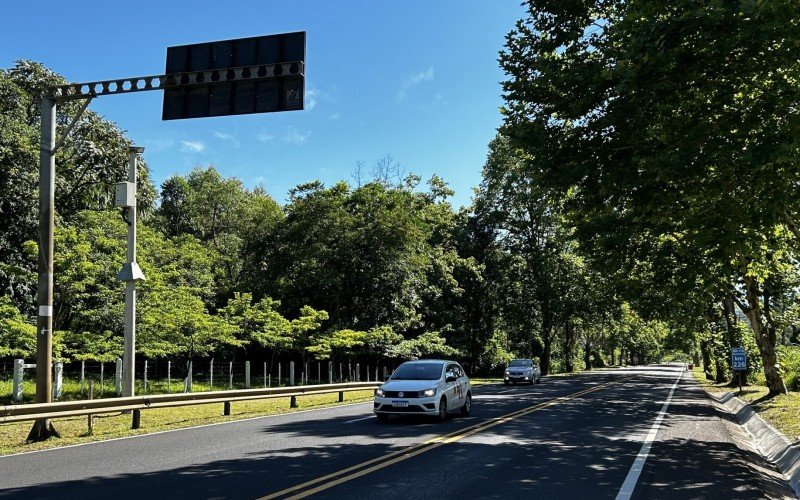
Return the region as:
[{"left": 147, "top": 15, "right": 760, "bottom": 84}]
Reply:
[{"left": 504, "top": 359, "right": 541, "bottom": 385}]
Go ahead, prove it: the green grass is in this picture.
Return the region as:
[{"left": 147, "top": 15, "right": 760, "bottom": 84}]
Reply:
[
  {"left": 0, "top": 389, "right": 375, "bottom": 456},
  {"left": 691, "top": 367, "right": 800, "bottom": 441}
]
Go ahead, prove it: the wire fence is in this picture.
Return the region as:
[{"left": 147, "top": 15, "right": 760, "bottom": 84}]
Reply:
[{"left": 1, "top": 358, "right": 397, "bottom": 405}]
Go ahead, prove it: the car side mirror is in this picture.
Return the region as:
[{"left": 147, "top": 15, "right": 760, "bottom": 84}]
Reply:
[{"left": 446, "top": 375, "right": 457, "bottom": 383}]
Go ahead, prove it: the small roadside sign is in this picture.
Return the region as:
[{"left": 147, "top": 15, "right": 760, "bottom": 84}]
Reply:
[{"left": 731, "top": 347, "right": 747, "bottom": 371}]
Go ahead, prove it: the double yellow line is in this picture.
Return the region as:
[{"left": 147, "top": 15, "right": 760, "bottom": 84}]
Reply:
[{"left": 261, "top": 380, "right": 619, "bottom": 499}]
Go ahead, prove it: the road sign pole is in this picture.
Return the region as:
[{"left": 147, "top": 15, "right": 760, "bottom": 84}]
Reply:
[
  {"left": 122, "top": 147, "right": 144, "bottom": 398},
  {"left": 29, "top": 97, "right": 57, "bottom": 442}
]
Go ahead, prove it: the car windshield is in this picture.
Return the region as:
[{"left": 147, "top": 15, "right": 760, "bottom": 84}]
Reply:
[
  {"left": 509, "top": 360, "right": 532, "bottom": 367},
  {"left": 391, "top": 363, "right": 443, "bottom": 380}
]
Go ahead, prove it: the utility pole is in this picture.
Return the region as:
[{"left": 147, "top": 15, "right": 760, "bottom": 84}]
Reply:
[
  {"left": 117, "top": 147, "right": 145, "bottom": 398},
  {"left": 28, "top": 97, "right": 58, "bottom": 441}
]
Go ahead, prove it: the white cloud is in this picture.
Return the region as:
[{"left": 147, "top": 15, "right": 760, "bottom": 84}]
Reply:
[
  {"left": 180, "top": 140, "right": 205, "bottom": 153},
  {"left": 283, "top": 126, "right": 310, "bottom": 145},
  {"left": 305, "top": 88, "right": 319, "bottom": 111},
  {"left": 213, "top": 131, "right": 240, "bottom": 148},
  {"left": 258, "top": 130, "right": 275, "bottom": 143},
  {"left": 397, "top": 67, "right": 434, "bottom": 100}
]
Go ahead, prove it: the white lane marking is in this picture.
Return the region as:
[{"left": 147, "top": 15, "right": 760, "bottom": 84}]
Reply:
[
  {"left": 615, "top": 368, "right": 684, "bottom": 500},
  {"left": 344, "top": 415, "right": 374, "bottom": 424}
]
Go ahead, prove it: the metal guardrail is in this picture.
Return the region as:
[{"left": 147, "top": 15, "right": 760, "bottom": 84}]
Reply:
[{"left": 0, "top": 381, "right": 381, "bottom": 426}]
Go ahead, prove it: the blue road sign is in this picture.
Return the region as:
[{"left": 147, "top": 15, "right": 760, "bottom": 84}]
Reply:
[{"left": 731, "top": 347, "right": 747, "bottom": 371}]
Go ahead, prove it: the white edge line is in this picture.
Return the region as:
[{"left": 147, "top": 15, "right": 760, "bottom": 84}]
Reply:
[
  {"left": 344, "top": 415, "right": 375, "bottom": 424},
  {"left": 0, "top": 400, "right": 373, "bottom": 460},
  {"left": 615, "top": 367, "right": 685, "bottom": 500}
]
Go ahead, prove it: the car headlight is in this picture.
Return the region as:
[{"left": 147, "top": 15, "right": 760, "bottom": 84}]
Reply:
[
  {"left": 419, "top": 388, "right": 437, "bottom": 397},
  {"left": 505, "top": 370, "right": 510, "bottom": 375},
  {"left": 376, "top": 388, "right": 385, "bottom": 397}
]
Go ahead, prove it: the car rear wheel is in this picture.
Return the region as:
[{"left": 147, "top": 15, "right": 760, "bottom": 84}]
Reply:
[
  {"left": 437, "top": 397, "right": 448, "bottom": 422},
  {"left": 535, "top": 377, "right": 541, "bottom": 384},
  {"left": 376, "top": 413, "right": 389, "bottom": 423},
  {"left": 460, "top": 392, "right": 471, "bottom": 416}
]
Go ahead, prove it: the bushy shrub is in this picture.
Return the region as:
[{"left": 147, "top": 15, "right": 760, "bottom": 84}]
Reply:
[{"left": 777, "top": 345, "right": 800, "bottom": 391}]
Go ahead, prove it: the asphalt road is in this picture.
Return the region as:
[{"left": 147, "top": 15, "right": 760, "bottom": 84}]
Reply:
[{"left": 0, "top": 364, "right": 792, "bottom": 499}]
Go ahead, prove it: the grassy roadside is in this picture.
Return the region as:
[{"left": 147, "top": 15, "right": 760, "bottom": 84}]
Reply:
[
  {"left": 690, "top": 367, "right": 800, "bottom": 441},
  {"left": 0, "top": 390, "right": 375, "bottom": 456}
]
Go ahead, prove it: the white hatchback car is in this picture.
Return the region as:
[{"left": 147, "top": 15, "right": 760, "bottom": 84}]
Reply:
[{"left": 374, "top": 360, "right": 471, "bottom": 422}]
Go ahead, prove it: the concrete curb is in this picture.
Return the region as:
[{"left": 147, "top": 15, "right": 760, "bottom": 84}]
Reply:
[{"left": 714, "top": 392, "right": 800, "bottom": 498}]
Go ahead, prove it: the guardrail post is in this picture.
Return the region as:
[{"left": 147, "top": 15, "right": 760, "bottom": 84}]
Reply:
[
  {"left": 290, "top": 395, "right": 298, "bottom": 408},
  {"left": 356, "top": 363, "right": 360, "bottom": 382},
  {"left": 12, "top": 359, "right": 23, "bottom": 402},
  {"left": 132, "top": 409, "right": 141, "bottom": 429},
  {"left": 115, "top": 358, "right": 122, "bottom": 396},
  {"left": 338, "top": 391, "right": 344, "bottom": 402},
  {"left": 52, "top": 362, "right": 63, "bottom": 400},
  {"left": 245, "top": 361, "right": 251, "bottom": 389},
  {"left": 167, "top": 360, "right": 171, "bottom": 394},
  {"left": 228, "top": 361, "right": 233, "bottom": 390},
  {"left": 87, "top": 380, "right": 94, "bottom": 434},
  {"left": 80, "top": 360, "right": 85, "bottom": 395},
  {"left": 290, "top": 361, "right": 295, "bottom": 386},
  {"left": 143, "top": 360, "right": 148, "bottom": 394},
  {"left": 223, "top": 401, "right": 231, "bottom": 416}
]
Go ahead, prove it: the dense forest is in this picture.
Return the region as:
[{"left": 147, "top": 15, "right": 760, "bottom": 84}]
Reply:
[{"left": 1, "top": 0, "right": 799, "bottom": 394}]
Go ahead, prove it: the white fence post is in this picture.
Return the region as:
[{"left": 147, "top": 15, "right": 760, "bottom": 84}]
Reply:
[
  {"left": 167, "top": 360, "right": 171, "bottom": 394},
  {"left": 115, "top": 358, "right": 123, "bottom": 396},
  {"left": 328, "top": 361, "right": 333, "bottom": 384},
  {"left": 278, "top": 363, "right": 282, "bottom": 386},
  {"left": 367, "top": 365, "right": 370, "bottom": 382},
  {"left": 100, "top": 362, "right": 105, "bottom": 396},
  {"left": 245, "top": 361, "right": 251, "bottom": 389},
  {"left": 80, "top": 360, "right": 85, "bottom": 395},
  {"left": 228, "top": 361, "right": 233, "bottom": 390},
  {"left": 53, "top": 362, "right": 63, "bottom": 400},
  {"left": 290, "top": 361, "right": 295, "bottom": 386},
  {"left": 143, "top": 359, "right": 149, "bottom": 394},
  {"left": 339, "top": 363, "right": 343, "bottom": 382},
  {"left": 356, "top": 363, "right": 360, "bottom": 382},
  {"left": 12, "top": 359, "right": 24, "bottom": 402},
  {"left": 264, "top": 362, "right": 267, "bottom": 388},
  {"left": 210, "top": 359, "right": 214, "bottom": 390}
]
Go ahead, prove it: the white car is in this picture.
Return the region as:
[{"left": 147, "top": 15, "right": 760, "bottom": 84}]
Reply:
[
  {"left": 374, "top": 360, "right": 471, "bottom": 422},
  {"left": 504, "top": 358, "right": 541, "bottom": 385}
]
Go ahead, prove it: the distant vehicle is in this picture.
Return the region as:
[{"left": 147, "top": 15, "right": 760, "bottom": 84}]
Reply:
[
  {"left": 504, "top": 359, "right": 541, "bottom": 385},
  {"left": 374, "top": 360, "right": 471, "bottom": 422}
]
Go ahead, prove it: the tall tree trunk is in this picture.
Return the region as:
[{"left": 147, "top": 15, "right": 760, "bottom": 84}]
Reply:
[
  {"left": 700, "top": 340, "right": 712, "bottom": 373},
  {"left": 564, "top": 321, "right": 576, "bottom": 373},
  {"left": 714, "top": 358, "right": 726, "bottom": 383},
  {"left": 584, "top": 342, "right": 592, "bottom": 370},
  {"left": 739, "top": 275, "right": 787, "bottom": 396}
]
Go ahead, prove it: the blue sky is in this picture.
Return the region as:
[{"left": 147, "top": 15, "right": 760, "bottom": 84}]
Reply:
[{"left": 1, "top": 1, "right": 525, "bottom": 208}]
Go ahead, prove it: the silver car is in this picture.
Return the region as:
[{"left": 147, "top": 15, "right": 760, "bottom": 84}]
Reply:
[
  {"left": 374, "top": 360, "right": 472, "bottom": 422},
  {"left": 504, "top": 358, "right": 541, "bottom": 385}
]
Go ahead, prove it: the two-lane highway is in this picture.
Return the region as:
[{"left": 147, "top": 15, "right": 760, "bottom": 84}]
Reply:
[{"left": 0, "top": 365, "right": 792, "bottom": 499}]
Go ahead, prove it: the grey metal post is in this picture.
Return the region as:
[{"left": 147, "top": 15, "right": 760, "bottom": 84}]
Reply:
[
  {"left": 383, "top": 366, "right": 388, "bottom": 380},
  {"left": 318, "top": 362, "right": 321, "bottom": 383},
  {"left": 100, "top": 362, "right": 105, "bottom": 396},
  {"left": 121, "top": 147, "right": 145, "bottom": 399},
  {"left": 278, "top": 363, "right": 282, "bottom": 386},
  {"left": 339, "top": 363, "right": 342, "bottom": 382},
  {"left": 348, "top": 362, "right": 352, "bottom": 381},
  {"left": 80, "top": 360, "right": 85, "bottom": 395},
  {"left": 290, "top": 361, "right": 295, "bottom": 386},
  {"left": 228, "top": 361, "right": 233, "bottom": 390},
  {"left": 29, "top": 97, "right": 56, "bottom": 441},
  {"left": 264, "top": 362, "right": 267, "bottom": 388},
  {"left": 143, "top": 359, "right": 148, "bottom": 394},
  {"left": 12, "top": 359, "right": 23, "bottom": 402},
  {"left": 356, "top": 363, "right": 360, "bottom": 382},
  {"left": 52, "top": 362, "right": 63, "bottom": 400},
  {"left": 375, "top": 365, "right": 379, "bottom": 381},
  {"left": 328, "top": 361, "right": 332, "bottom": 384},
  {"left": 367, "top": 365, "right": 369, "bottom": 382},
  {"left": 115, "top": 358, "right": 122, "bottom": 396},
  {"left": 245, "top": 361, "right": 251, "bottom": 389},
  {"left": 87, "top": 380, "right": 94, "bottom": 434},
  {"left": 167, "top": 360, "right": 171, "bottom": 394},
  {"left": 210, "top": 359, "right": 214, "bottom": 390}
]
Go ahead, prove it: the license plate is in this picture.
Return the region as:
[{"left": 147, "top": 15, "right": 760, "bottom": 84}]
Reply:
[{"left": 391, "top": 400, "right": 409, "bottom": 407}]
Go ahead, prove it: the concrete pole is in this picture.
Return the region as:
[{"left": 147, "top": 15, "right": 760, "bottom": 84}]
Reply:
[
  {"left": 80, "top": 360, "right": 85, "bottom": 395},
  {"left": 290, "top": 361, "right": 295, "bottom": 386},
  {"left": 167, "top": 360, "right": 171, "bottom": 394},
  {"left": 245, "top": 361, "right": 251, "bottom": 389},
  {"left": 122, "top": 147, "right": 144, "bottom": 398},
  {"left": 52, "top": 362, "right": 63, "bottom": 400},
  {"left": 12, "top": 359, "right": 23, "bottom": 402},
  {"left": 115, "top": 358, "right": 122, "bottom": 396},
  {"left": 29, "top": 97, "right": 57, "bottom": 441}
]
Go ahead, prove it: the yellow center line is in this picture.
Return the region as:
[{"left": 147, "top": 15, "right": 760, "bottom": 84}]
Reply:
[{"left": 260, "top": 380, "right": 619, "bottom": 500}]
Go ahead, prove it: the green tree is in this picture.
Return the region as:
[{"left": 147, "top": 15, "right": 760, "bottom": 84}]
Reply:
[{"left": 0, "top": 295, "right": 35, "bottom": 358}]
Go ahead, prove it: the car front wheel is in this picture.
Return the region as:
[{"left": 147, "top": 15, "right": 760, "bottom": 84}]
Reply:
[
  {"left": 438, "top": 397, "right": 448, "bottom": 422},
  {"left": 460, "top": 392, "right": 471, "bottom": 416}
]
